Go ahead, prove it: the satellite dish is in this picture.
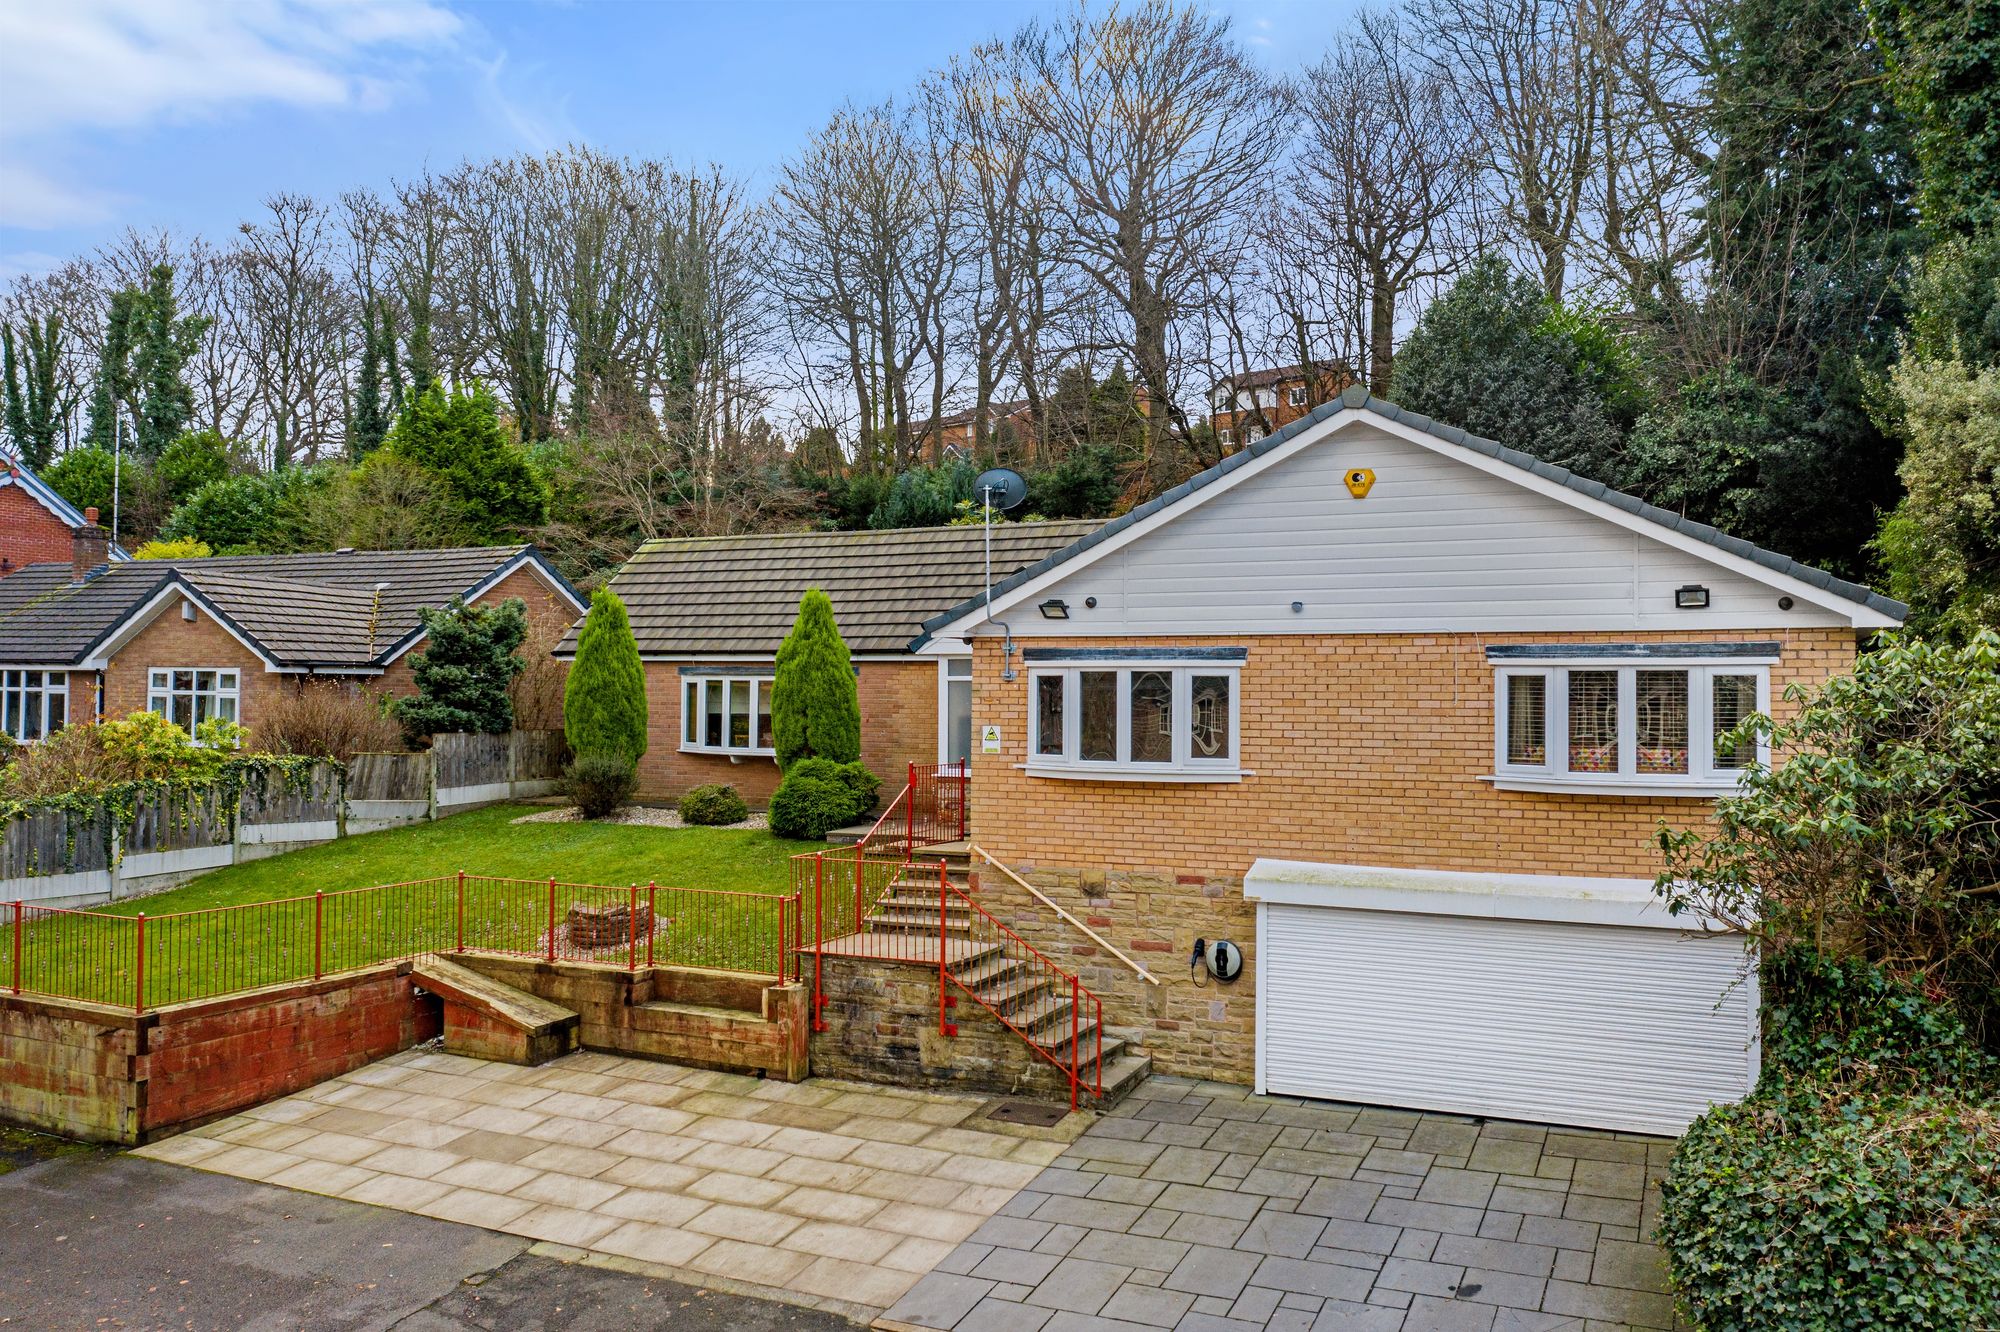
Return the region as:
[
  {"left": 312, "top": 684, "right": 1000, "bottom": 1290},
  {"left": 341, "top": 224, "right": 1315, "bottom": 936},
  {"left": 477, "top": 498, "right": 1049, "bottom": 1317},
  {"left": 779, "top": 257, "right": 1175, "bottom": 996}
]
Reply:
[{"left": 973, "top": 467, "right": 1028, "bottom": 513}]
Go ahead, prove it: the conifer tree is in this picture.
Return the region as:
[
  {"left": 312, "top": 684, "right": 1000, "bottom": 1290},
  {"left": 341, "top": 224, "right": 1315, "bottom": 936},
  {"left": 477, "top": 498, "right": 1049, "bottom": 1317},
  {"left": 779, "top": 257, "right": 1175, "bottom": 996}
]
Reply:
[
  {"left": 351, "top": 298, "right": 389, "bottom": 459},
  {"left": 563, "top": 588, "right": 648, "bottom": 764},
  {"left": 128, "top": 264, "right": 209, "bottom": 458},
  {"left": 85, "top": 288, "right": 140, "bottom": 454},
  {"left": 392, "top": 596, "right": 528, "bottom": 739},
  {"left": 770, "top": 589, "right": 860, "bottom": 769}
]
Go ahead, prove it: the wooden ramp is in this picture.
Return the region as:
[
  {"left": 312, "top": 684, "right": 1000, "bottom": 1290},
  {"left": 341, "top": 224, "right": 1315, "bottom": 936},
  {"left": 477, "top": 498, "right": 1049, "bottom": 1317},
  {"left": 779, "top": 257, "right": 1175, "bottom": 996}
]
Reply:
[{"left": 411, "top": 956, "right": 580, "bottom": 1066}]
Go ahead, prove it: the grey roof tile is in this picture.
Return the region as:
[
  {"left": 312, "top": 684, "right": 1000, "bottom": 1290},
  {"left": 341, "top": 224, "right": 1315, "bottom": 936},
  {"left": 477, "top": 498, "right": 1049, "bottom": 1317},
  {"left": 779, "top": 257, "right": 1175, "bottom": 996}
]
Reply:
[
  {"left": 0, "top": 544, "right": 558, "bottom": 667},
  {"left": 561, "top": 521, "right": 1100, "bottom": 657}
]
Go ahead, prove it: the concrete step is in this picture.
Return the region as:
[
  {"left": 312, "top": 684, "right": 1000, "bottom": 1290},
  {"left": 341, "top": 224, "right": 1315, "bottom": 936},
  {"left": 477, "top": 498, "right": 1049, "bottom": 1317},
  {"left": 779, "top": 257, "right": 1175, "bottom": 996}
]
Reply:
[{"left": 411, "top": 957, "right": 580, "bottom": 1066}]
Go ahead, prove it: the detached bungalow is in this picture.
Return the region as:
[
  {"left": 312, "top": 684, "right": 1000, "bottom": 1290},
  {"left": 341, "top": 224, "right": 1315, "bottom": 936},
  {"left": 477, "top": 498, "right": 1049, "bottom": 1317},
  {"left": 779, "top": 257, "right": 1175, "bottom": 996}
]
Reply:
[
  {"left": 557, "top": 522, "right": 1097, "bottom": 806},
  {"left": 0, "top": 520, "right": 582, "bottom": 743},
  {"left": 907, "top": 387, "right": 1903, "bottom": 1132}
]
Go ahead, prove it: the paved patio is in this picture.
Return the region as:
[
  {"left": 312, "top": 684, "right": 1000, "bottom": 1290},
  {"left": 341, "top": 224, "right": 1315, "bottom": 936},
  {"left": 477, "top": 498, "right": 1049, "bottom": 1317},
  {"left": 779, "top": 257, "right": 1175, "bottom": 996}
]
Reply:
[
  {"left": 134, "top": 1047, "right": 1069, "bottom": 1322},
  {"left": 880, "top": 1077, "right": 1681, "bottom": 1332}
]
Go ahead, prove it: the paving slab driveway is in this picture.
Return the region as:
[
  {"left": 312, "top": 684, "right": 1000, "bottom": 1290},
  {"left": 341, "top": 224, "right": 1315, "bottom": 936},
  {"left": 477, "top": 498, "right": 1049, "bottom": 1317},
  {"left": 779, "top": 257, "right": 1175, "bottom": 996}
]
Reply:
[
  {"left": 134, "top": 1048, "right": 1070, "bottom": 1323},
  {"left": 880, "top": 1077, "right": 1682, "bottom": 1332}
]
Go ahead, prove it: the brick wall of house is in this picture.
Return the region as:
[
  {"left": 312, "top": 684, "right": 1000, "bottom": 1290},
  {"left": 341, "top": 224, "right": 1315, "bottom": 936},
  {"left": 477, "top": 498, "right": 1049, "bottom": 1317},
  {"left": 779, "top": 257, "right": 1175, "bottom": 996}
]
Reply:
[
  {"left": 0, "top": 484, "right": 74, "bottom": 577},
  {"left": 964, "top": 626, "right": 1859, "bottom": 1083},
  {"left": 101, "top": 598, "right": 282, "bottom": 730},
  {"left": 633, "top": 658, "right": 939, "bottom": 808}
]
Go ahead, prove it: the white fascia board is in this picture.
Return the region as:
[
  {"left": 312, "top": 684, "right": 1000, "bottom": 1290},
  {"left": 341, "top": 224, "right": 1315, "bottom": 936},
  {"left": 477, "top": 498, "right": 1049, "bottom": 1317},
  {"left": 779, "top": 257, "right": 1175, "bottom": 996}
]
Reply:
[
  {"left": 87, "top": 581, "right": 286, "bottom": 673},
  {"left": 923, "top": 405, "right": 1895, "bottom": 638},
  {"left": 1241, "top": 857, "right": 1735, "bottom": 932},
  {"left": 624, "top": 652, "right": 920, "bottom": 664}
]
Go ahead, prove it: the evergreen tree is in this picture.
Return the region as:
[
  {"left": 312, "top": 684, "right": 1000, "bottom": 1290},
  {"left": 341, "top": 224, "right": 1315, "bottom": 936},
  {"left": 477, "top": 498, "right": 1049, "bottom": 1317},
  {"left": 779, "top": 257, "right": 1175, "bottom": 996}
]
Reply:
[
  {"left": 351, "top": 298, "right": 389, "bottom": 459},
  {"left": 563, "top": 588, "right": 648, "bottom": 764},
  {"left": 1874, "top": 0, "right": 2000, "bottom": 237},
  {"left": 770, "top": 589, "right": 860, "bottom": 769},
  {"left": 85, "top": 288, "right": 140, "bottom": 454},
  {"left": 155, "top": 430, "right": 232, "bottom": 507},
  {"left": 381, "top": 382, "right": 549, "bottom": 541},
  {"left": 1389, "top": 255, "right": 1626, "bottom": 479},
  {"left": 1, "top": 316, "right": 63, "bottom": 469},
  {"left": 127, "top": 264, "right": 209, "bottom": 458},
  {"left": 392, "top": 596, "right": 528, "bottom": 739}
]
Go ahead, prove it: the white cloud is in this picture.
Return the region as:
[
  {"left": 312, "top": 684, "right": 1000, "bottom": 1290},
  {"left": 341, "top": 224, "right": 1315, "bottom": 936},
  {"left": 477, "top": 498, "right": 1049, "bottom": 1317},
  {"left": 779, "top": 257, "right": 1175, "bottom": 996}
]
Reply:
[
  {"left": 0, "top": 161, "right": 121, "bottom": 230},
  {"left": 0, "top": 0, "right": 463, "bottom": 228}
]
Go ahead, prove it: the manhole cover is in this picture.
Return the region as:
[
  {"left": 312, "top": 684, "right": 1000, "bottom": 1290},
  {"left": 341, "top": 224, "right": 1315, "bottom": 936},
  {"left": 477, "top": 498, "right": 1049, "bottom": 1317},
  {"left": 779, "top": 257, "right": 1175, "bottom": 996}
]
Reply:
[{"left": 986, "top": 1100, "right": 1068, "bottom": 1127}]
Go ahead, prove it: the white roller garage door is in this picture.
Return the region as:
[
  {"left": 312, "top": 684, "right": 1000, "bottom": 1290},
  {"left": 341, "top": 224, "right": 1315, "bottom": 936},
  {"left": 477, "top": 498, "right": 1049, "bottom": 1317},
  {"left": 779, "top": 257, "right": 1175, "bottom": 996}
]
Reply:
[{"left": 1248, "top": 860, "right": 1758, "bottom": 1136}]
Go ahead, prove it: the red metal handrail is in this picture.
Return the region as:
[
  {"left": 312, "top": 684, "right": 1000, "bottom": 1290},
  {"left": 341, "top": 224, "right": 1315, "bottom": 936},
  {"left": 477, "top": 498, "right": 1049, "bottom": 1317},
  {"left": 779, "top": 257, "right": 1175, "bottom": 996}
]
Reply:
[
  {"left": 857, "top": 760, "right": 970, "bottom": 861},
  {"left": 938, "top": 870, "right": 1104, "bottom": 1111}
]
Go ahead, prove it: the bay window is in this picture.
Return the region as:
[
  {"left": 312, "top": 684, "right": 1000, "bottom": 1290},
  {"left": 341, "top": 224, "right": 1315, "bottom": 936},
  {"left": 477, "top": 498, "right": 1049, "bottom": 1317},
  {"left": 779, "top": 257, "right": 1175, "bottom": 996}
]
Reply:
[
  {"left": 680, "top": 673, "right": 774, "bottom": 757},
  {"left": 1026, "top": 655, "right": 1241, "bottom": 779},
  {"left": 2, "top": 670, "right": 67, "bottom": 742},
  {"left": 147, "top": 668, "right": 238, "bottom": 732},
  {"left": 1491, "top": 651, "right": 1770, "bottom": 794}
]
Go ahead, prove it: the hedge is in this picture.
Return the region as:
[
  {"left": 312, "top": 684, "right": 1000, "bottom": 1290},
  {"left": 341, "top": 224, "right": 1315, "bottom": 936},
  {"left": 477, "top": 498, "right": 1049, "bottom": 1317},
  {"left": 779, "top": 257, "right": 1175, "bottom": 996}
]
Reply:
[{"left": 1658, "top": 949, "right": 2000, "bottom": 1330}]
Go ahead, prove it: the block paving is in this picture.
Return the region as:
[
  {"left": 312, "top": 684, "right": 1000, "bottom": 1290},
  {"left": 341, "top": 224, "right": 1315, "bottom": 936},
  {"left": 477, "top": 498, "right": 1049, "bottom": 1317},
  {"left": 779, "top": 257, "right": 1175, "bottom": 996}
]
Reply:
[
  {"left": 134, "top": 1047, "right": 1068, "bottom": 1320},
  {"left": 881, "top": 1076, "right": 1683, "bottom": 1332}
]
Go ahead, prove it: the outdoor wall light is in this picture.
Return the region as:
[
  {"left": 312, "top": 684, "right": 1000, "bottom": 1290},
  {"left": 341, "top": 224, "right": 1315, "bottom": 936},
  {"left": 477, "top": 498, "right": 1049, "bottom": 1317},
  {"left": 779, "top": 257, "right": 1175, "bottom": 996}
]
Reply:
[
  {"left": 1675, "top": 585, "right": 1711, "bottom": 609},
  {"left": 1039, "top": 599, "right": 1070, "bottom": 620}
]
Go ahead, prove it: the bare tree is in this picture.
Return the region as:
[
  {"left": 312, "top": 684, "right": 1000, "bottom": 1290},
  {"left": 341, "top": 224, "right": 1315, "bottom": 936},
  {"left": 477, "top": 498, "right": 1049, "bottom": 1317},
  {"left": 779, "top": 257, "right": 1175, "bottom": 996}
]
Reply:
[
  {"left": 228, "top": 194, "right": 355, "bottom": 466},
  {"left": 1015, "top": 1, "right": 1286, "bottom": 471},
  {"left": 1293, "top": 13, "right": 1478, "bottom": 393}
]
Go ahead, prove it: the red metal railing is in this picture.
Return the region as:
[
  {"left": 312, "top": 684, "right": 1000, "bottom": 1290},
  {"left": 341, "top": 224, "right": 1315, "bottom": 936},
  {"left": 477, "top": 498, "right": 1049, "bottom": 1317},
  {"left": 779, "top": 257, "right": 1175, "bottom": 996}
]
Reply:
[
  {"left": 859, "top": 761, "right": 969, "bottom": 861},
  {"left": 1, "top": 875, "right": 801, "bottom": 1015},
  {"left": 790, "top": 846, "right": 949, "bottom": 1030},
  {"left": 939, "top": 875, "right": 1103, "bottom": 1111}
]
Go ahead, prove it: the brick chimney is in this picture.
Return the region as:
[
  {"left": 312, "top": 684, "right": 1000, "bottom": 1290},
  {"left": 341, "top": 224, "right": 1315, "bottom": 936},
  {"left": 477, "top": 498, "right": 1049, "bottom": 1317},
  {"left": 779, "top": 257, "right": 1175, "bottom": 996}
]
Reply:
[{"left": 72, "top": 507, "right": 109, "bottom": 582}]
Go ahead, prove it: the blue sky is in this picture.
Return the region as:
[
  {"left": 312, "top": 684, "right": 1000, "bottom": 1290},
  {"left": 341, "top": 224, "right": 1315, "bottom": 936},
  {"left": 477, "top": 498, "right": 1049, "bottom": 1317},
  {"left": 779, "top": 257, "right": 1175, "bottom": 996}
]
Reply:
[{"left": 0, "top": 0, "right": 1354, "bottom": 284}]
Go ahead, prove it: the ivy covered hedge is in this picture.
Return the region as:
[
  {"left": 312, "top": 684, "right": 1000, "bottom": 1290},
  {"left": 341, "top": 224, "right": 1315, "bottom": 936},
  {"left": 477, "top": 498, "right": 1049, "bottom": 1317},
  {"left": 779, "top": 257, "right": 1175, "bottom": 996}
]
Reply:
[{"left": 1658, "top": 950, "right": 2000, "bottom": 1330}]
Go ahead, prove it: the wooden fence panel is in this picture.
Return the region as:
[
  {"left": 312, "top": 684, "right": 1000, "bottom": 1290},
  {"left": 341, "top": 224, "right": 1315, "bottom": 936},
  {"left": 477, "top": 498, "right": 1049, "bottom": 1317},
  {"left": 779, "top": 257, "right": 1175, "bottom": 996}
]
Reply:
[
  {"left": 348, "top": 752, "right": 431, "bottom": 803},
  {"left": 0, "top": 806, "right": 112, "bottom": 878},
  {"left": 510, "top": 730, "right": 568, "bottom": 781},
  {"left": 432, "top": 732, "right": 511, "bottom": 790},
  {"left": 122, "top": 787, "right": 231, "bottom": 856},
  {"left": 238, "top": 762, "right": 343, "bottom": 829}
]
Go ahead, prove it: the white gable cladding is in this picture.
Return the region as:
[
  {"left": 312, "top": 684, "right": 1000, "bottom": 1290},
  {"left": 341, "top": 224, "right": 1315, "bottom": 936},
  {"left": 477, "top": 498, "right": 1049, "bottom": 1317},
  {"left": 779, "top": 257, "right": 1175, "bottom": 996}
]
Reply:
[{"left": 1021, "top": 422, "right": 1848, "bottom": 635}]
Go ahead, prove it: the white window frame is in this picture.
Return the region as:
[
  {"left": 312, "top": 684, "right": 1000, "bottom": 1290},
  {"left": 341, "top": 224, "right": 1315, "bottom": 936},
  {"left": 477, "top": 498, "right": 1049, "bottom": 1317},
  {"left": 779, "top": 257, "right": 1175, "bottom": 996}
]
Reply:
[
  {"left": 146, "top": 667, "right": 240, "bottom": 734},
  {"left": 1, "top": 669, "right": 67, "bottom": 742},
  {"left": 1490, "top": 659, "right": 1771, "bottom": 796},
  {"left": 1025, "top": 662, "right": 1243, "bottom": 782},
  {"left": 1218, "top": 427, "right": 1234, "bottom": 446},
  {"left": 1288, "top": 385, "right": 1308, "bottom": 407},
  {"left": 679, "top": 673, "right": 776, "bottom": 758},
  {"left": 937, "top": 656, "right": 973, "bottom": 763}
]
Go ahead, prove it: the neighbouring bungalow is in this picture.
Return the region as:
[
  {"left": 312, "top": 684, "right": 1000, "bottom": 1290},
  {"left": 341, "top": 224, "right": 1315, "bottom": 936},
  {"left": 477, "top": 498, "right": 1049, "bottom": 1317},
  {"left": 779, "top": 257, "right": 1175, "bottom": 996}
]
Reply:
[
  {"left": 907, "top": 386, "right": 1903, "bottom": 1132},
  {"left": 0, "top": 516, "right": 583, "bottom": 744},
  {"left": 555, "top": 522, "right": 1098, "bottom": 807}
]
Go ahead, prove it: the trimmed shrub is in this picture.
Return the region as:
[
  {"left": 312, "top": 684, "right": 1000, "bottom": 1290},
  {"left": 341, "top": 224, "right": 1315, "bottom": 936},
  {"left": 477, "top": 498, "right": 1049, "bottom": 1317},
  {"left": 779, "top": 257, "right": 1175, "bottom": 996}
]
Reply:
[
  {"left": 766, "top": 765, "right": 853, "bottom": 840},
  {"left": 564, "top": 587, "right": 647, "bottom": 764},
  {"left": 564, "top": 752, "right": 635, "bottom": 820},
  {"left": 836, "top": 760, "right": 881, "bottom": 817},
  {"left": 770, "top": 589, "right": 860, "bottom": 769},
  {"left": 678, "top": 784, "right": 749, "bottom": 826}
]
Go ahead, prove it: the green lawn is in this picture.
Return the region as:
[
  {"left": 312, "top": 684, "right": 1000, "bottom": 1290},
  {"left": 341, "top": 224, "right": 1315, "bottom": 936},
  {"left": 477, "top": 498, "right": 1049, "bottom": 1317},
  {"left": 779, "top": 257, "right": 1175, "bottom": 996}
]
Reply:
[
  {"left": 95, "top": 804, "right": 822, "bottom": 916},
  {"left": 7, "top": 805, "right": 829, "bottom": 1011}
]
